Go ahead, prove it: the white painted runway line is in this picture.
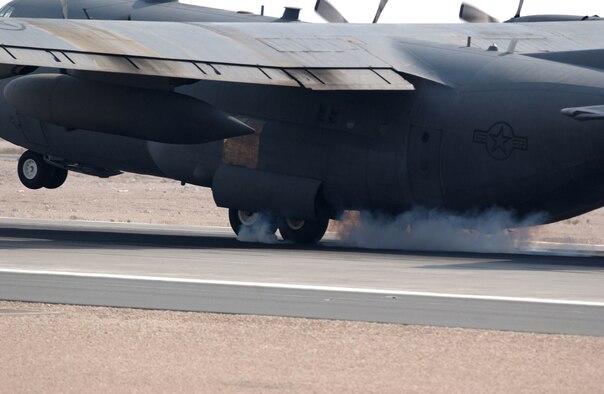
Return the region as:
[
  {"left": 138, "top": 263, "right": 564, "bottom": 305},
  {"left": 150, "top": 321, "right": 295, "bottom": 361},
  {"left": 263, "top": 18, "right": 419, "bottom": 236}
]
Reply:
[{"left": 2, "top": 268, "right": 604, "bottom": 308}]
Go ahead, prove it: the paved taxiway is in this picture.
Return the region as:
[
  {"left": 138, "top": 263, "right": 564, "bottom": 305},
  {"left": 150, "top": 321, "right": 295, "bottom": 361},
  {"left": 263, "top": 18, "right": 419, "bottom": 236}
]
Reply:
[{"left": 0, "top": 218, "right": 603, "bottom": 336}]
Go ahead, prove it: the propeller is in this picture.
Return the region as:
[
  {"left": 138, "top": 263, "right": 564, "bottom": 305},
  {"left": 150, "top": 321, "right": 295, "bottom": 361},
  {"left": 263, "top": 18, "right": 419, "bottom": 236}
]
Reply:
[
  {"left": 514, "top": 0, "right": 525, "bottom": 18},
  {"left": 459, "top": 3, "right": 499, "bottom": 23},
  {"left": 372, "top": 0, "right": 389, "bottom": 23},
  {"left": 459, "top": 0, "right": 597, "bottom": 23},
  {"left": 59, "top": 0, "right": 68, "bottom": 19},
  {"left": 315, "top": 0, "right": 390, "bottom": 23},
  {"left": 314, "top": 0, "right": 348, "bottom": 23}
]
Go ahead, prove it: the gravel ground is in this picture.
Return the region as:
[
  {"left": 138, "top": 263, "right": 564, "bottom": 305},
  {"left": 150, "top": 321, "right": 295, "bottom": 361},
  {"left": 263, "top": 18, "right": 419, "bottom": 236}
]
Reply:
[
  {"left": 2, "top": 139, "right": 604, "bottom": 393},
  {"left": 1, "top": 301, "right": 604, "bottom": 394}
]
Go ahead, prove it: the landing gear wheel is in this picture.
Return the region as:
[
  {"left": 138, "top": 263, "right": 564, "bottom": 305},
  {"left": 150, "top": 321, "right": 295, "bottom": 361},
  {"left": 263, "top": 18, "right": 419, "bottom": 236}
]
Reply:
[
  {"left": 17, "top": 151, "right": 51, "bottom": 190},
  {"left": 228, "top": 209, "right": 277, "bottom": 236},
  {"left": 229, "top": 209, "right": 257, "bottom": 235},
  {"left": 44, "top": 167, "right": 68, "bottom": 189},
  {"left": 278, "top": 217, "right": 329, "bottom": 245}
]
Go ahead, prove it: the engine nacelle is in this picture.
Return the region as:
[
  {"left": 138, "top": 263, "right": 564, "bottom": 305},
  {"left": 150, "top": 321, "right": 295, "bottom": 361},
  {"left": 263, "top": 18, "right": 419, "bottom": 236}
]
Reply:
[
  {"left": 0, "top": 64, "right": 36, "bottom": 79},
  {"left": 212, "top": 165, "right": 323, "bottom": 220},
  {"left": 4, "top": 73, "right": 253, "bottom": 144}
]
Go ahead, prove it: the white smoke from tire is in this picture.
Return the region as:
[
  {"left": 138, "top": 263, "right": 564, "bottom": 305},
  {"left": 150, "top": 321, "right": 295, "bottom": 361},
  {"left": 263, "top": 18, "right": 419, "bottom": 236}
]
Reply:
[
  {"left": 337, "top": 208, "right": 547, "bottom": 254},
  {"left": 236, "top": 214, "right": 279, "bottom": 244}
]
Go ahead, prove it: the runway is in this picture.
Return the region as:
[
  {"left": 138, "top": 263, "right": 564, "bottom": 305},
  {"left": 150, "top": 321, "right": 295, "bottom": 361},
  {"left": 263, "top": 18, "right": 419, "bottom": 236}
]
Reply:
[{"left": 1, "top": 218, "right": 603, "bottom": 336}]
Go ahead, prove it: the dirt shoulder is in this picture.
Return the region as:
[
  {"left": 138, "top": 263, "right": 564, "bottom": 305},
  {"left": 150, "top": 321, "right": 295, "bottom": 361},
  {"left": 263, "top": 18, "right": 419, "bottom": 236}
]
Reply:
[{"left": 1, "top": 301, "right": 603, "bottom": 394}]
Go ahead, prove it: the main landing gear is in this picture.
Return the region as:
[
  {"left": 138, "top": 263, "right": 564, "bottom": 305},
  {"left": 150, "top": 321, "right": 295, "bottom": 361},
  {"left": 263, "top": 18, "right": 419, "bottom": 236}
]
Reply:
[
  {"left": 228, "top": 208, "right": 329, "bottom": 245},
  {"left": 277, "top": 217, "right": 329, "bottom": 245},
  {"left": 17, "top": 150, "right": 68, "bottom": 190},
  {"left": 228, "top": 209, "right": 278, "bottom": 236}
]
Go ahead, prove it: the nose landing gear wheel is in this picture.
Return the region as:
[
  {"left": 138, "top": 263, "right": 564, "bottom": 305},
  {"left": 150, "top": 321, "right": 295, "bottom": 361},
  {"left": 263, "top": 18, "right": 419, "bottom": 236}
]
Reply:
[
  {"left": 17, "top": 151, "right": 51, "bottom": 190},
  {"left": 278, "top": 217, "right": 329, "bottom": 245},
  {"left": 228, "top": 209, "right": 278, "bottom": 237}
]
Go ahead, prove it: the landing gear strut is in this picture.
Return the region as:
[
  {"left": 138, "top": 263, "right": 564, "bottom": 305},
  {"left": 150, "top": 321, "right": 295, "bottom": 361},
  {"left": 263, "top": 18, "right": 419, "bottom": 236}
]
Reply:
[{"left": 17, "top": 150, "right": 68, "bottom": 190}]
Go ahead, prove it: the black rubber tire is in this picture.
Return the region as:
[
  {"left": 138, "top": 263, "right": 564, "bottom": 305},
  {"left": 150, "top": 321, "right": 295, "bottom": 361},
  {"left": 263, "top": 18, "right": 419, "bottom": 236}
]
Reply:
[
  {"left": 44, "top": 167, "right": 68, "bottom": 189},
  {"left": 228, "top": 208, "right": 277, "bottom": 236},
  {"left": 17, "top": 151, "right": 51, "bottom": 190},
  {"left": 278, "top": 217, "right": 329, "bottom": 245},
  {"left": 228, "top": 208, "right": 247, "bottom": 235}
]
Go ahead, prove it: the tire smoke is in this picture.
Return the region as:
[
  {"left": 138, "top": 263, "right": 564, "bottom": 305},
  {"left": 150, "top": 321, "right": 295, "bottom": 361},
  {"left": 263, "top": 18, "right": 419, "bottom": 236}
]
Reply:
[
  {"left": 336, "top": 208, "right": 548, "bottom": 254},
  {"left": 236, "top": 214, "right": 279, "bottom": 244}
]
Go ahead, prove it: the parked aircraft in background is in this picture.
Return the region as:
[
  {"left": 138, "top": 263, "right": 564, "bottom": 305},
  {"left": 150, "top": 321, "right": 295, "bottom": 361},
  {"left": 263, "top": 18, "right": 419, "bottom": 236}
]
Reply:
[{"left": 1, "top": 0, "right": 604, "bottom": 244}]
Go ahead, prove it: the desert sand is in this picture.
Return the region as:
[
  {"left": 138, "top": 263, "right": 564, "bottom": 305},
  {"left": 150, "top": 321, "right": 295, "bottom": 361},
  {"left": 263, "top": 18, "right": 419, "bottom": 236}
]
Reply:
[{"left": 1, "top": 301, "right": 603, "bottom": 394}]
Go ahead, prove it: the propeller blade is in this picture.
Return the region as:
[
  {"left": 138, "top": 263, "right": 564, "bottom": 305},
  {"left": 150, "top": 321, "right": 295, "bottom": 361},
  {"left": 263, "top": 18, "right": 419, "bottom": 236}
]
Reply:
[
  {"left": 459, "top": 2, "right": 499, "bottom": 23},
  {"left": 59, "top": 0, "right": 68, "bottom": 19},
  {"left": 372, "top": 0, "right": 389, "bottom": 23},
  {"left": 314, "top": 0, "right": 348, "bottom": 23},
  {"left": 514, "top": 0, "right": 525, "bottom": 18}
]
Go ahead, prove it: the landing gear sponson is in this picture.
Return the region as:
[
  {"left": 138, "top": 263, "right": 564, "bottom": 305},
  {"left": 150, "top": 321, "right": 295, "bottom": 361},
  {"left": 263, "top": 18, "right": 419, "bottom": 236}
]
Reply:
[
  {"left": 228, "top": 208, "right": 329, "bottom": 244},
  {"left": 17, "top": 150, "right": 68, "bottom": 190}
]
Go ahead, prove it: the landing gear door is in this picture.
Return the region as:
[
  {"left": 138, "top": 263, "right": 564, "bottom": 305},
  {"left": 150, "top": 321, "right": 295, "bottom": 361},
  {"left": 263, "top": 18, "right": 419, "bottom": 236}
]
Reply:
[{"left": 407, "top": 125, "right": 443, "bottom": 206}]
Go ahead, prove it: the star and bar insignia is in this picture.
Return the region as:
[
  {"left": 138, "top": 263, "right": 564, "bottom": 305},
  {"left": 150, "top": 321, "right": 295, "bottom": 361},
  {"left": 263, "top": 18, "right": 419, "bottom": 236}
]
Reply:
[{"left": 473, "top": 122, "right": 528, "bottom": 160}]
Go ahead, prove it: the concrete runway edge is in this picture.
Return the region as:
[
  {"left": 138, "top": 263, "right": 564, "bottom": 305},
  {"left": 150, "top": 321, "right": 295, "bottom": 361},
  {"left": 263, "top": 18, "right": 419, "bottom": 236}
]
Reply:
[{"left": 1, "top": 270, "right": 603, "bottom": 336}]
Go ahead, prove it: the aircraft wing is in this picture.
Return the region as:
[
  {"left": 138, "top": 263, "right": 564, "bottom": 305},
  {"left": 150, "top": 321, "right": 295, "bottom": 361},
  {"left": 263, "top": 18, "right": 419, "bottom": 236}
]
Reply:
[
  {"left": 0, "top": 18, "right": 603, "bottom": 90},
  {"left": 0, "top": 18, "right": 415, "bottom": 91}
]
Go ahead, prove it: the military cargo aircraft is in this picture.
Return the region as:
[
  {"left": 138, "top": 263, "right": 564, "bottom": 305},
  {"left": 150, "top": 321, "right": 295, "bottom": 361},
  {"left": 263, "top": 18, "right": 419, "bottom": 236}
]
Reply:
[{"left": 0, "top": 0, "right": 604, "bottom": 244}]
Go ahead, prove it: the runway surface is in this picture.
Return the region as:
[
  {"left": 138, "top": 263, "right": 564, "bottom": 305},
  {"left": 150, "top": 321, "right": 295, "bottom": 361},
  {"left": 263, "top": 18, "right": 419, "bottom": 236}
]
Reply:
[{"left": 0, "top": 218, "right": 603, "bottom": 336}]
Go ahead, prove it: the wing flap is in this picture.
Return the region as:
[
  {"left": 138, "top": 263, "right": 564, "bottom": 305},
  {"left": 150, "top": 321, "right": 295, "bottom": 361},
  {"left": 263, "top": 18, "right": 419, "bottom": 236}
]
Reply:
[
  {"left": 288, "top": 68, "right": 414, "bottom": 90},
  {"left": 0, "top": 43, "right": 300, "bottom": 85},
  {"left": 0, "top": 43, "right": 414, "bottom": 90},
  {"left": 0, "top": 46, "right": 72, "bottom": 65}
]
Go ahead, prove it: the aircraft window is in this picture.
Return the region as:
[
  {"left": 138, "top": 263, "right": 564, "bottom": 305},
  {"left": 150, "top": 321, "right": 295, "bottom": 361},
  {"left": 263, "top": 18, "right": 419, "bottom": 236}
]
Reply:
[{"left": 0, "top": 5, "right": 15, "bottom": 18}]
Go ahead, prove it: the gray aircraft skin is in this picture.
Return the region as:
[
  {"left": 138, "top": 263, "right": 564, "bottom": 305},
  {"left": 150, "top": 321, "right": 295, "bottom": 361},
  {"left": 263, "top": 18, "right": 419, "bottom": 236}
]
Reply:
[
  {"left": 0, "top": 0, "right": 604, "bottom": 244},
  {"left": 0, "top": 0, "right": 279, "bottom": 22}
]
